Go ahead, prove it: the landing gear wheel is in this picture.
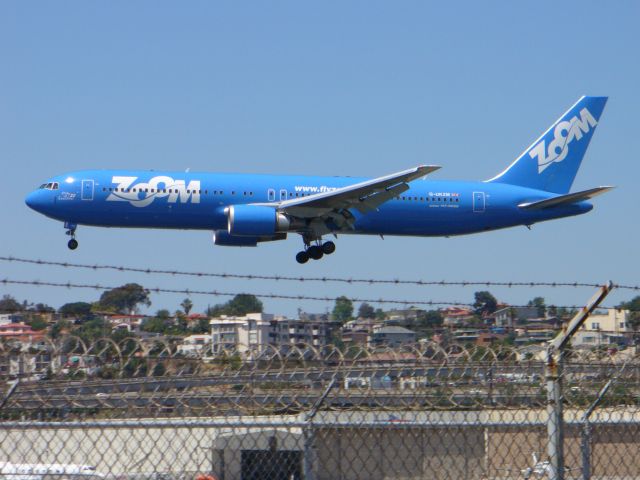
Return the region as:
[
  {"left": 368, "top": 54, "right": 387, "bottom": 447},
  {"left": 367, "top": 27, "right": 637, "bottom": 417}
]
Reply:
[
  {"left": 296, "top": 251, "right": 310, "bottom": 264},
  {"left": 322, "top": 241, "right": 336, "bottom": 255},
  {"left": 307, "top": 245, "right": 324, "bottom": 260},
  {"left": 67, "top": 239, "right": 78, "bottom": 250}
]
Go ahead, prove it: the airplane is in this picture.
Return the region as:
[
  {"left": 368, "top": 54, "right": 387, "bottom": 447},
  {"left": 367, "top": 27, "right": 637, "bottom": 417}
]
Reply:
[{"left": 25, "top": 96, "right": 611, "bottom": 264}]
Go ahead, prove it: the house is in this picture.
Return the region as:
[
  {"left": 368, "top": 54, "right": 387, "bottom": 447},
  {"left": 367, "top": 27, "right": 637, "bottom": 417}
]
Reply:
[
  {"left": 106, "top": 314, "right": 148, "bottom": 331},
  {"left": 372, "top": 326, "right": 416, "bottom": 347},
  {"left": 0, "top": 313, "right": 24, "bottom": 325},
  {"left": 177, "top": 334, "right": 212, "bottom": 356},
  {"left": 385, "top": 308, "right": 425, "bottom": 326},
  {"left": 0, "top": 323, "right": 45, "bottom": 344},
  {"left": 452, "top": 329, "right": 480, "bottom": 344},
  {"left": 572, "top": 309, "right": 632, "bottom": 348},
  {"left": 441, "top": 307, "right": 475, "bottom": 327},
  {"left": 493, "top": 306, "right": 539, "bottom": 328},
  {"left": 342, "top": 319, "right": 382, "bottom": 347},
  {"left": 185, "top": 313, "right": 209, "bottom": 328}
]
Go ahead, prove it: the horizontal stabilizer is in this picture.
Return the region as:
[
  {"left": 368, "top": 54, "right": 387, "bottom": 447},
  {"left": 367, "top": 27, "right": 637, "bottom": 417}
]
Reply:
[{"left": 518, "top": 186, "right": 613, "bottom": 210}]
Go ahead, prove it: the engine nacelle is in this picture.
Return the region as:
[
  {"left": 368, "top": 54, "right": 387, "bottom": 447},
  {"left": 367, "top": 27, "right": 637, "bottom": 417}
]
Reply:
[
  {"left": 227, "top": 204, "right": 290, "bottom": 236},
  {"left": 212, "top": 231, "right": 258, "bottom": 247}
]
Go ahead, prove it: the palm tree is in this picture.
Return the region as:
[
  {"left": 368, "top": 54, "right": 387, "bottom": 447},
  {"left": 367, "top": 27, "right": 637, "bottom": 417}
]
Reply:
[{"left": 180, "top": 298, "right": 193, "bottom": 316}]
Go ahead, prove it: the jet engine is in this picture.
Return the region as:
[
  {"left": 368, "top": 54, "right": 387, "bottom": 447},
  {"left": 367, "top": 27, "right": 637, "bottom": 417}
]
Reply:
[
  {"left": 212, "top": 230, "right": 287, "bottom": 247},
  {"left": 226, "top": 204, "right": 290, "bottom": 236},
  {"left": 213, "top": 230, "right": 259, "bottom": 247}
]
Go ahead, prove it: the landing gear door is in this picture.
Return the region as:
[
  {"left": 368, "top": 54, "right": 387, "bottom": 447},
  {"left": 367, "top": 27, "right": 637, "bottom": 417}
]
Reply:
[
  {"left": 81, "top": 180, "right": 94, "bottom": 201},
  {"left": 473, "top": 191, "right": 485, "bottom": 213}
]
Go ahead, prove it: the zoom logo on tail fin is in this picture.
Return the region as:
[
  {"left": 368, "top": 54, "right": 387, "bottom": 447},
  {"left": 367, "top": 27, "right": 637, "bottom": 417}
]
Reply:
[
  {"left": 530, "top": 108, "right": 598, "bottom": 174},
  {"left": 487, "top": 96, "right": 607, "bottom": 194}
]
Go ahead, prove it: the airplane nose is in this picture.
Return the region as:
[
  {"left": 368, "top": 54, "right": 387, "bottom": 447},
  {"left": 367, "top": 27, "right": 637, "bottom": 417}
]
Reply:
[{"left": 25, "top": 191, "right": 43, "bottom": 211}]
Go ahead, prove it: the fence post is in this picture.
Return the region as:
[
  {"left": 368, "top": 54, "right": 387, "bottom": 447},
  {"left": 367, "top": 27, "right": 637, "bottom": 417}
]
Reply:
[
  {"left": 546, "top": 348, "right": 565, "bottom": 480},
  {"left": 545, "top": 282, "right": 614, "bottom": 480},
  {"left": 303, "top": 378, "right": 336, "bottom": 480},
  {"left": 581, "top": 421, "right": 591, "bottom": 480}
]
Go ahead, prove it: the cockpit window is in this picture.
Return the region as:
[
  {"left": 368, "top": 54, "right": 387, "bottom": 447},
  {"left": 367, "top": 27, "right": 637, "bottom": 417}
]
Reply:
[
  {"left": 39, "top": 184, "right": 47, "bottom": 189},
  {"left": 41, "top": 182, "right": 59, "bottom": 190}
]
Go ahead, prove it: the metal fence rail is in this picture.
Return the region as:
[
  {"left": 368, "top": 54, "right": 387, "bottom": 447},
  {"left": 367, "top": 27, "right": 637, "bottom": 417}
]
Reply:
[{"left": 1, "top": 338, "right": 640, "bottom": 480}]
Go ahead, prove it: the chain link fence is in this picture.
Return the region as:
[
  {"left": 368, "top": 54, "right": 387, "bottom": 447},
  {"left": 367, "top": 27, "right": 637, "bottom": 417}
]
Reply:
[{"left": 1, "top": 337, "right": 639, "bottom": 479}]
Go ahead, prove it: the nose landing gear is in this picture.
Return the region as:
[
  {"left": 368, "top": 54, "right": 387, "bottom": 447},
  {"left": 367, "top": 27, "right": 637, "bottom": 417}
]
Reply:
[
  {"left": 65, "top": 222, "right": 78, "bottom": 250},
  {"left": 295, "top": 237, "right": 336, "bottom": 264}
]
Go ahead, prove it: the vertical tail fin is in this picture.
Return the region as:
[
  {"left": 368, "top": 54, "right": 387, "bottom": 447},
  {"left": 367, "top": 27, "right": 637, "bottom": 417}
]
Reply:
[{"left": 487, "top": 96, "right": 607, "bottom": 193}]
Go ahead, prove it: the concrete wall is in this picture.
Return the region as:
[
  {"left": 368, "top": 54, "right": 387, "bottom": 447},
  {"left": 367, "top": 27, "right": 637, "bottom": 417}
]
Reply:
[{"left": 2, "top": 420, "right": 640, "bottom": 479}]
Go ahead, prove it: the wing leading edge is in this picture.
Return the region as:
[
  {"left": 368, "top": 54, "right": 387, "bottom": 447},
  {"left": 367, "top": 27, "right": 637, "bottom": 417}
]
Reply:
[{"left": 273, "top": 165, "right": 440, "bottom": 218}]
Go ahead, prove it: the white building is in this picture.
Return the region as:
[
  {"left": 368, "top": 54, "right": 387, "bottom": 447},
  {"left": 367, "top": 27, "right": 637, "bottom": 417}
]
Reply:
[
  {"left": 210, "top": 313, "right": 340, "bottom": 353},
  {"left": 177, "top": 334, "right": 213, "bottom": 357},
  {"left": 210, "top": 313, "right": 274, "bottom": 353},
  {"left": 573, "top": 309, "right": 632, "bottom": 348}
]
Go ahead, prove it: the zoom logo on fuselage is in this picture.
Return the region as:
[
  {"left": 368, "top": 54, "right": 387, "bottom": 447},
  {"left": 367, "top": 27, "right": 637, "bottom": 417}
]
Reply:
[
  {"left": 529, "top": 108, "right": 597, "bottom": 174},
  {"left": 106, "top": 176, "right": 201, "bottom": 208}
]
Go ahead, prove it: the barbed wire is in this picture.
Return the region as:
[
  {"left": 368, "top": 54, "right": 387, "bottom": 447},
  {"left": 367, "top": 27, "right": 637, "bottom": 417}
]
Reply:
[
  {"left": 1, "top": 255, "right": 636, "bottom": 290},
  {"left": 0, "top": 277, "right": 631, "bottom": 311}
]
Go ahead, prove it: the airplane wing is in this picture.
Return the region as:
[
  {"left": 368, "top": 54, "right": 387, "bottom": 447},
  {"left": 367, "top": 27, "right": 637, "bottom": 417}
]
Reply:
[
  {"left": 276, "top": 165, "right": 440, "bottom": 218},
  {"left": 518, "top": 186, "right": 613, "bottom": 210}
]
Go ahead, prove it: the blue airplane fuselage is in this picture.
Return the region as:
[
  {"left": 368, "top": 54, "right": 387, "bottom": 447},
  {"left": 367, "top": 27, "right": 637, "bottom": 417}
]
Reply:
[{"left": 25, "top": 169, "right": 590, "bottom": 236}]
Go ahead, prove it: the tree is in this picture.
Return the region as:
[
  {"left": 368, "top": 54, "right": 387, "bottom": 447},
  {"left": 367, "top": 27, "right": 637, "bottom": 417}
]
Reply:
[
  {"left": 0, "top": 295, "right": 21, "bottom": 313},
  {"left": 32, "top": 303, "right": 54, "bottom": 313},
  {"left": 191, "top": 318, "right": 210, "bottom": 334},
  {"left": 207, "top": 294, "right": 263, "bottom": 317},
  {"left": 618, "top": 296, "right": 640, "bottom": 330},
  {"left": 142, "top": 317, "right": 170, "bottom": 334},
  {"left": 59, "top": 302, "right": 93, "bottom": 317},
  {"left": 528, "top": 296, "right": 547, "bottom": 317},
  {"left": 75, "top": 317, "right": 112, "bottom": 343},
  {"left": 98, "top": 283, "right": 151, "bottom": 314},
  {"left": 50, "top": 320, "right": 73, "bottom": 339},
  {"left": 358, "top": 302, "right": 375, "bottom": 319},
  {"left": 473, "top": 291, "right": 498, "bottom": 316},
  {"left": 27, "top": 316, "right": 48, "bottom": 331},
  {"left": 332, "top": 296, "right": 353, "bottom": 324},
  {"left": 180, "top": 298, "right": 193, "bottom": 316},
  {"left": 416, "top": 310, "right": 444, "bottom": 328}
]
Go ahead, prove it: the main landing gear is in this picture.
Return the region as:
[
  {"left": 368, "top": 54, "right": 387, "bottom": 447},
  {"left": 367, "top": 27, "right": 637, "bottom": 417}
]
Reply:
[
  {"left": 65, "top": 222, "right": 78, "bottom": 250},
  {"left": 296, "top": 239, "right": 336, "bottom": 264}
]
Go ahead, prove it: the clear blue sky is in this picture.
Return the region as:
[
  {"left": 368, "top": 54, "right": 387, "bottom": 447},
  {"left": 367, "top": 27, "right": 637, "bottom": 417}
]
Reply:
[{"left": 1, "top": 1, "right": 638, "bottom": 316}]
